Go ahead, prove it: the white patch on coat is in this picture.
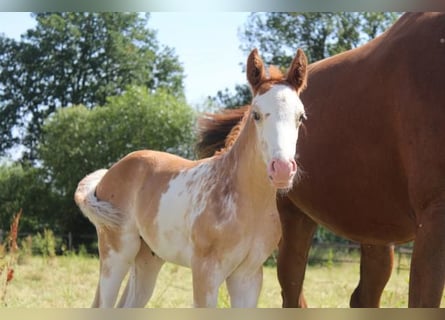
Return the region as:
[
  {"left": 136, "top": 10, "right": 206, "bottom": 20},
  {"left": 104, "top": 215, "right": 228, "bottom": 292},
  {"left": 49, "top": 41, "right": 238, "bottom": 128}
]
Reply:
[
  {"left": 152, "top": 162, "right": 215, "bottom": 267},
  {"left": 98, "top": 230, "right": 141, "bottom": 307}
]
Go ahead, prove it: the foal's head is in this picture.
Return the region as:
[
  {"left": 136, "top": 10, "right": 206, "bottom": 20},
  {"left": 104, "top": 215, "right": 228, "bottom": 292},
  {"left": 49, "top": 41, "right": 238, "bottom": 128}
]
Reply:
[{"left": 246, "top": 48, "right": 308, "bottom": 190}]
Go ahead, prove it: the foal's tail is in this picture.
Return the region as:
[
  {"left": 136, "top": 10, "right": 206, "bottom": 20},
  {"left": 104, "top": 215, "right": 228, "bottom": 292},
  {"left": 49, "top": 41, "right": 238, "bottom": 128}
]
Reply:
[
  {"left": 195, "top": 105, "right": 249, "bottom": 158},
  {"left": 74, "top": 169, "right": 123, "bottom": 229}
]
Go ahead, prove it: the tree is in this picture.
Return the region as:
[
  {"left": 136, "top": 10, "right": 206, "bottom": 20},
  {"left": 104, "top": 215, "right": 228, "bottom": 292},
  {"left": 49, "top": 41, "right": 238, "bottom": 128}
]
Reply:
[
  {"left": 0, "top": 12, "right": 185, "bottom": 161},
  {"left": 0, "top": 163, "right": 59, "bottom": 234},
  {"left": 211, "top": 12, "right": 401, "bottom": 108},
  {"left": 240, "top": 12, "right": 400, "bottom": 65},
  {"left": 208, "top": 84, "right": 252, "bottom": 110},
  {"left": 37, "top": 87, "right": 196, "bottom": 234}
]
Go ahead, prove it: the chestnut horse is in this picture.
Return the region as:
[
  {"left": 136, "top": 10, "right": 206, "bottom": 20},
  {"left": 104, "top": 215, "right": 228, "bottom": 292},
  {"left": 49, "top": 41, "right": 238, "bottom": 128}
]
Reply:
[
  {"left": 196, "top": 12, "right": 445, "bottom": 307},
  {"left": 74, "top": 48, "right": 308, "bottom": 307}
]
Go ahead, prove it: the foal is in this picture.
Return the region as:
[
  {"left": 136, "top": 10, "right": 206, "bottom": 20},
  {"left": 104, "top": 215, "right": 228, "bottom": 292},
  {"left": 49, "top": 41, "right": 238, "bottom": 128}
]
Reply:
[{"left": 74, "top": 48, "right": 308, "bottom": 307}]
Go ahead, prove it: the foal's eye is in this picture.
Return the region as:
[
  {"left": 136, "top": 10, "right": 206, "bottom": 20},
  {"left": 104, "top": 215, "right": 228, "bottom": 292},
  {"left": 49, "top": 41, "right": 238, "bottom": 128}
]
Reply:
[{"left": 252, "top": 111, "right": 261, "bottom": 121}]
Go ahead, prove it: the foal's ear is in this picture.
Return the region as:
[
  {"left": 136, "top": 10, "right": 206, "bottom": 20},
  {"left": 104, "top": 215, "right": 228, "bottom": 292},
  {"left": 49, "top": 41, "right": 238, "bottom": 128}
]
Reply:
[
  {"left": 286, "top": 48, "right": 308, "bottom": 94},
  {"left": 247, "top": 48, "right": 266, "bottom": 90}
]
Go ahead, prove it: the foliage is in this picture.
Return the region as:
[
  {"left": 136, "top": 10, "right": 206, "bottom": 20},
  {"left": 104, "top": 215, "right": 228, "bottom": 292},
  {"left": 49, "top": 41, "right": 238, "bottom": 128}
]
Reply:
[
  {"left": 208, "top": 84, "right": 252, "bottom": 110},
  {"left": 0, "top": 164, "right": 59, "bottom": 233},
  {"left": 240, "top": 12, "right": 401, "bottom": 65},
  {"left": 0, "top": 12, "right": 185, "bottom": 161},
  {"left": 0, "top": 166, "right": 27, "bottom": 232},
  {"left": 29, "top": 229, "right": 59, "bottom": 258},
  {"left": 313, "top": 226, "right": 350, "bottom": 244},
  {"left": 212, "top": 12, "right": 401, "bottom": 109},
  {"left": 37, "top": 87, "right": 196, "bottom": 234}
]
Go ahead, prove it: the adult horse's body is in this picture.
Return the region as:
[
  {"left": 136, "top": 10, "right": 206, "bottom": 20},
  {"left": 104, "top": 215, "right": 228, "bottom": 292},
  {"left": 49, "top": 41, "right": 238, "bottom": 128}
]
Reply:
[
  {"left": 196, "top": 12, "right": 445, "bottom": 307},
  {"left": 74, "top": 49, "right": 308, "bottom": 307}
]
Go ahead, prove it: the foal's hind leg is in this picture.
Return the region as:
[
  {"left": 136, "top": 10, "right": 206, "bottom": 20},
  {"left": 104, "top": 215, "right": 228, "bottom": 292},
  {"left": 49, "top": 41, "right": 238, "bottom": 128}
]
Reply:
[
  {"left": 93, "top": 228, "right": 141, "bottom": 307},
  {"left": 117, "top": 241, "right": 165, "bottom": 307},
  {"left": 350, "top": 244, "right": 394, "bottom": 307},
  {"left": 277, "top": 197, "right": 317, "bottom": 307}
]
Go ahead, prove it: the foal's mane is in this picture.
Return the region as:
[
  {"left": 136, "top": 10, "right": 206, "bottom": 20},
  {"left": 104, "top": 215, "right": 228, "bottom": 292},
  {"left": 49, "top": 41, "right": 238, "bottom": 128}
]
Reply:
[{"left": 196, "top": 106, "right": 250, "bottom": 159}]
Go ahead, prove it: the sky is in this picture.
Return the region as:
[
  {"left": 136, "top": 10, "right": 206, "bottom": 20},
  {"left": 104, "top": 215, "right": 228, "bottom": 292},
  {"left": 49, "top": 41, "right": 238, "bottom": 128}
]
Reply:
[{"left": 0, "top": 12, "right": 250, "bottom": 106}]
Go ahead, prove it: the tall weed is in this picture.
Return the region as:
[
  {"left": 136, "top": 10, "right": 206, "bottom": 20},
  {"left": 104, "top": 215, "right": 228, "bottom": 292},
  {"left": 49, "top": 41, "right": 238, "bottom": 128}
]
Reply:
[{"left": 0, "top": 209, "right": 22, "bottom": 306}]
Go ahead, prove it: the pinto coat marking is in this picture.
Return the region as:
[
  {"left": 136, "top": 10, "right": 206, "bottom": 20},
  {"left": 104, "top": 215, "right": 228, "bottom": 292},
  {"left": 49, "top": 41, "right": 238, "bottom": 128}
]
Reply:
[{"left": 75, "top": 48, "right": 308, "bottom": 308}]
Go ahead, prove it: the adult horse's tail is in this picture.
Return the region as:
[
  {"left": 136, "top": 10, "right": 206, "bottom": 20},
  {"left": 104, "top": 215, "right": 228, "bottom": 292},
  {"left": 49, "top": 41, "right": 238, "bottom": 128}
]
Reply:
[
  {"left": 74, "top": 169, "right": 123, "bottom": 229},
  {"left": 196, "top": 105, "right": 249, "bottom": 158}
]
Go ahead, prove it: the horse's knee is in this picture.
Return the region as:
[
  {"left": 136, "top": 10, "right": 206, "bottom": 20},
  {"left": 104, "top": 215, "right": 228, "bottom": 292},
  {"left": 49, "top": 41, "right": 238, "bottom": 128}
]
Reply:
[
  {"left": 350, "top": 244, "right": 394, "bottom": 308},
  {"left": 277, "top": 212, "right": 316, "bottom": 308},
  {"left": 409, "top": 207, "right": 445, "bottom": 307}
]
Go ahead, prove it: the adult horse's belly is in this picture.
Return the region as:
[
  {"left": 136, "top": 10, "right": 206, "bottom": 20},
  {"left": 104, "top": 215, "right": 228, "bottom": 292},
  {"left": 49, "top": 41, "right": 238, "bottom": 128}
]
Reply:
[{"left": 300, "top": 199, "right": 416, "bottom": 245}]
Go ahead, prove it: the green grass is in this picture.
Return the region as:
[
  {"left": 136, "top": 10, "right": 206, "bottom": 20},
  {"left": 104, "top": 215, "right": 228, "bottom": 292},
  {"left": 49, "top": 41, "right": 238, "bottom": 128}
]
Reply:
[{"left": 2, "top": 254, "right": 444, "bottom": 308}]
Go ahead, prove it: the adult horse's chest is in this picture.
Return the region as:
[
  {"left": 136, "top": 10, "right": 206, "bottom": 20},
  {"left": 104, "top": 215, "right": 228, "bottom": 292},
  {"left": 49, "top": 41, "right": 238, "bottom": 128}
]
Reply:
[
  {"left": 290, "top": 82, "right": 418, "bottom": 243},
  {"left": 292, "top": 132, "right": 417, "bottom": 243}
]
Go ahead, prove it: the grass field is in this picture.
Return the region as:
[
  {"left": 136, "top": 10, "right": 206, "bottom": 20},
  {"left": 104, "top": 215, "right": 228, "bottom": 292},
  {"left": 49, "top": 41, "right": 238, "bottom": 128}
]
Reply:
[{"left": 3, "top": 253, "right": 444, "bottom": 308}]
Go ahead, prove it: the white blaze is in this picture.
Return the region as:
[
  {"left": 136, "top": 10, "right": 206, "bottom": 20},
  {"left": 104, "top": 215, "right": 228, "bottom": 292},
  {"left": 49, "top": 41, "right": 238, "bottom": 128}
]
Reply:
[{"left": 252, "top": 84, "right": 304, "bottom": 164}]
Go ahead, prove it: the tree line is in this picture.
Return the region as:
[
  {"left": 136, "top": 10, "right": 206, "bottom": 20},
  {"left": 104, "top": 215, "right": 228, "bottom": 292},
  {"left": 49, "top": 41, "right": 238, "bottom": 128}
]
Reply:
[{"left": 0, "top": 12, "right": 401, "bottom": 244}]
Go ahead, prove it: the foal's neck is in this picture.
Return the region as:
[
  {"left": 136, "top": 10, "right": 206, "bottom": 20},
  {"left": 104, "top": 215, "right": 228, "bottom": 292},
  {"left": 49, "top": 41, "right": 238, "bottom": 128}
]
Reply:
[{"left": 219, "top": 116, "right": 276, "bottom": 200}]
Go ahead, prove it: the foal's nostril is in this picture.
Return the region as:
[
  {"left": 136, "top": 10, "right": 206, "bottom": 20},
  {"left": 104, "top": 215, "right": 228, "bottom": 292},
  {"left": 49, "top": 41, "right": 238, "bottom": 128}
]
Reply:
[
  {"left": 290, "top": 159, "right": 297, "bottom": 173},
  {"left": 271, "top": 160, "right": 277, "bottom": 172}
]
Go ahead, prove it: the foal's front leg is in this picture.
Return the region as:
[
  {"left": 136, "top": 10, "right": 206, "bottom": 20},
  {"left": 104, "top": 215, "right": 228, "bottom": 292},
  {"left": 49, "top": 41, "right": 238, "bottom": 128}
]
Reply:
[
  {"left": 226, "top": 266, "right": 263, "bottom": 307},
  {"left": 191, "top": 256, "right": 226, "bottom": 307}
]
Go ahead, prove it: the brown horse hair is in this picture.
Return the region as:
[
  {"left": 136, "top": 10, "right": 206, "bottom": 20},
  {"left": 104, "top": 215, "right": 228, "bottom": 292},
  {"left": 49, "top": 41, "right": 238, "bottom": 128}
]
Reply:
[{"left": 195, "top": 105, "right": 249, "bottom": 159}]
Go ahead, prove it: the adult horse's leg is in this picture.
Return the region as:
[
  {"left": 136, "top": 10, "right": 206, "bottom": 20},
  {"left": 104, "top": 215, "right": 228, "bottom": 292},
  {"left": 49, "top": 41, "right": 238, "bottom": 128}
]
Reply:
[
  {"left": 277, "top": 196, "right": 317, "bottom": 307},
  {"left": 117, "top": 241, "right": 165, "bottom": 307},
  {"left": 350, "top": 244, "right": 394, "bottom": 307},
  {"left": 409, "top": 204, "right": 445, "bottom": 307}
]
